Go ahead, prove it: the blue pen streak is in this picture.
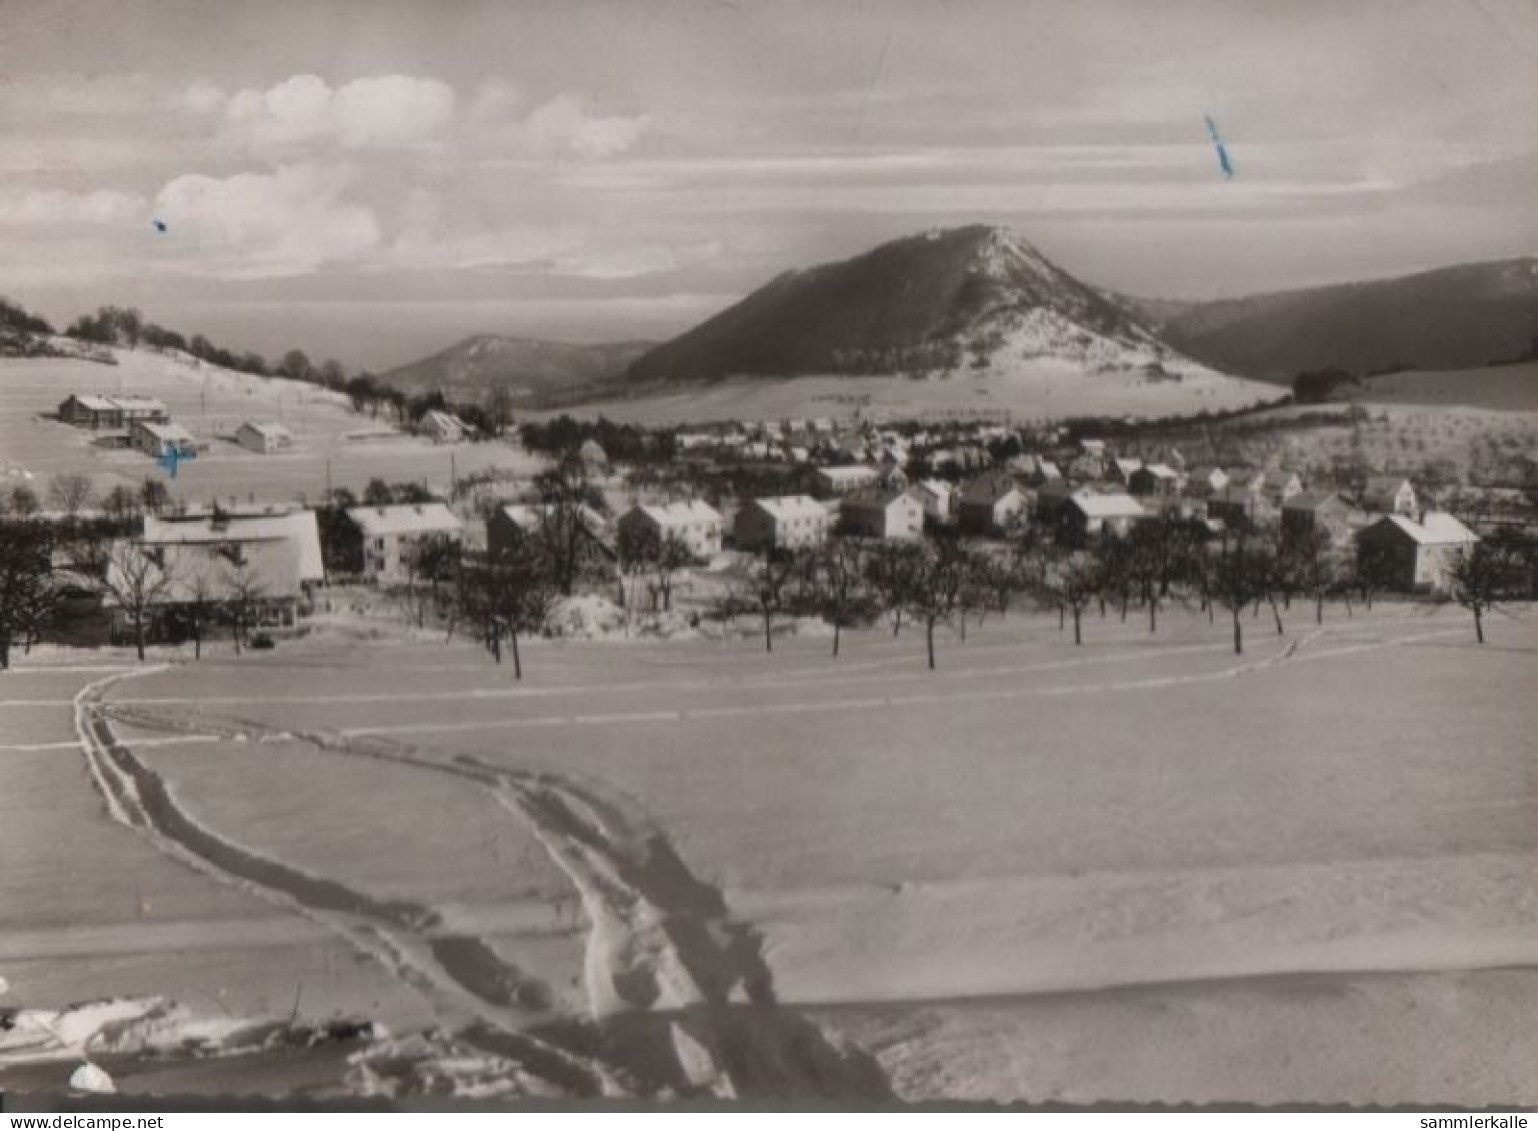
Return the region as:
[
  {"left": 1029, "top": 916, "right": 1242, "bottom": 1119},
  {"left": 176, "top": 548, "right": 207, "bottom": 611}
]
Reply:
[{"left": 1204, "top": 115, "right": 1235, "bottom": 179}]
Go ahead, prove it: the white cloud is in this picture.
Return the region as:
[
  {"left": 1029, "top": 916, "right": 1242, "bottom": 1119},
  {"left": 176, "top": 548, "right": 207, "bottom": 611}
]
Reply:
[
  {"left": 0, "top": 187, "right": 146, "bottom": 226},
  {"left": 154, "top": 164, "right": 380, "bottom": 274},
  {"left": 521, "top": 94, "right": 649, "bottom": 160},
  {"left": 222, "top": 74, "right": 456, "bottom": 150}
]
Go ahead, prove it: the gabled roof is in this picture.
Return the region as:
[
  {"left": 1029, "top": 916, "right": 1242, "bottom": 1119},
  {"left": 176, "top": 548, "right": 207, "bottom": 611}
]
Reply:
[
  {"left": 842, "top": 486, "right": 911, "bottom": 510},
  {"left": 105, "top": 537, "right": 304, "bottom": 606},
  {"left": 1069, "top": 492, "right": 1146, "bottom": 519},
  {"left": 499, "top": 502, "right": 606, "bottom": 535},
  {"left": 110, "top": 396, "right": 167, "bottom": 412},
  {"left": 134, "top": 421, "right": 194, "bottom": 442},
  {"left": 1369, "top": 512, "right": 1478, "bottom": 546},
  {"left": 631, "top": 499, "right": 722, "bottom": 527},
  {"left": 238, "top": 421, "right": 292, "bottom": 439},
  {"left": 142, "top": 510, "right": 324, "bottom": 582},
  {"left": 348, "top": 502, "right": 464, "bottom": 537},
  {"left": 65, "top": 394, "right": 118, "bottom": 412},
  {"left": 749, "top": 495, "right": 828, "bottom": 523},
  {"left": 816, "top": 464, "right": 879, "bottom": 482},
  {"left": 960, "top": 473, "right": 1023, "bottom": 505},
  {"left": 914, "top": 478, "right": 953, "bottom": 500},
  {"left": 1139, "top": 462, "right": 1179, "bottom": 480}
]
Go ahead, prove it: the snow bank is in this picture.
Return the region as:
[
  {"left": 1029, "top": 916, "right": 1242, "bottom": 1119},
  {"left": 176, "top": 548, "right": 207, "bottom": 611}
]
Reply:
[{"left": 545, "top": 596, "right": 702, "bottom": 641}]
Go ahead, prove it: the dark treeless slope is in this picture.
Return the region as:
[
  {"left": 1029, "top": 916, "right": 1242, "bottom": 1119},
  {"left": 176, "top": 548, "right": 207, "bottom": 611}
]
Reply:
[
  {"left": 623, "top": 224, "right": 1177, "bottom": 387},
  {"left": 382, "top": 335, "right": 653, "bottom": 404},
  {"left": 1131, "top": 258, "right": 1538, "bottom": 382}
]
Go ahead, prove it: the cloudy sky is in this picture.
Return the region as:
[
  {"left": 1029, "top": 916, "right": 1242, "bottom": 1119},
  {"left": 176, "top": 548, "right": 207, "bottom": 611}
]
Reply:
[{"left": 3, "top": 0, "right": 1535, "bottom": 369}]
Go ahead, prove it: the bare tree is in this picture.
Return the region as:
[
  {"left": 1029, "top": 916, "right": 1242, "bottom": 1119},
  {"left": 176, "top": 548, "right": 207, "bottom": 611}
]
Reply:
[
  {"left": 102, "top": 484, "right": 140, "bottom": 526},
  {"left": 139, "top": 476, "right": 170, "bottom": 516},
  {"left": 48, "top": 473, "right": 94, "bottom": 521},
  {"left": 1210, "top": 538, "right": 1267, "bottom": 655},
  {"left": 1044, "top": 549, "right": 1098, "bottom": 646},
  {"left": 99, "top": 541, "right": 174, "bottom": 661},
  {"left": 533, "top": 464, "right": 603, "bottom": 596},
  {"left": 866, "top": 540, "right": 922, "bottom": 637},
  {"left": 1448, "top": 542, "right": 1512, "bottom": 644},
  {"left": 813, "top": 536, "right": 873, "bottom": 657},
  {"left": 181, "top": 571, "right": 222, "bottom": 661},
  {"left": 9, "top": 484, "right": 40, "bottom": 518},
  {"left": 651, "top": 531, "right": 695, "bottom": 613},
  {"left": 223, "top": 558, "right": 265, "bottom": 655},
  {"left": 903, "top": 536, "right": 974, "bottom": 670},
  {"left": 742, "top": 547, "right": 804, "bottom": 653}
]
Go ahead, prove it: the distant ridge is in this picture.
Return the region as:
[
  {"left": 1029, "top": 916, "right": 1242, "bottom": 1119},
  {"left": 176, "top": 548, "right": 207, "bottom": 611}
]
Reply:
[
  {"left": 1126, "top": 258, "right": 1538, "bottom": 380},
  {"left": 381, "top": 334, "right": 653, "bottom": 404}
]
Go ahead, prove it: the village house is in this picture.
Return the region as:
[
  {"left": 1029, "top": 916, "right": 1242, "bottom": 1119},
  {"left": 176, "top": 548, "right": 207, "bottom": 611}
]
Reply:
[
  {"left": 1281, "top": 492, "right": 1371, "bottom": 549},
  {"left": 839, "top": 487, "right": 925, "bottom": 541},
  {"left": 1184, "top": 466, "right": 1229, "bottom": 496},
  {"left": 348, "top": 502, "right": 465, "bottom": 584},
  {"left": 910, "top": 478, "right": 954, "bottom": 522},
  {"left": 1128, "top": 463, "right": 1182, "bottom": 497},
  {"left": 1109, "top": 457, "right": 1144, "bottom": 485},
  {"left": 813, "top": 464, "right": 880, "bottom": 498},
  {"left": 417, "top": 409, "right": 468, "bottom": 444},
  {"left": 958, "top": 473, "right": 1028, "bottom": 537},
  {"left": 1057, "top": 492, "right": 1146, "bottom": 547},
  {"left": 1206, "top": 483, "right": 1275, "bottom": 529},
  {"left": 487, "top": 502, "right": 610, "bottom": 560},
  {"left": 130, "top": 419, "right": 196, "bottom": 460},
  {"left": 58, "top": 394, "right": 170, "bottom": 430},
  {"left": 235, "top": 421, "right": 294, "bottom": 454},
  {"left": 1360, "top": 476, "right": 1418, "bottom": 517},
  {"left": 616, "top": 500, "right": 724, "bottom": 560},
  {"left": 140, "top": 507, "right": 325, "bottom": 588},
  {"left": 733, "top": 495, "right": 832, "bottom": 553},
  {"left": 1355, "top": 512, "right": 1478, "bottom": 593}
]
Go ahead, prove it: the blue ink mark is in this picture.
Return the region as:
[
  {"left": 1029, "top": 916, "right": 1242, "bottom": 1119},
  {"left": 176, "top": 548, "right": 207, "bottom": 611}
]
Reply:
[
  {"left": 151, "top": 218, "right": 168, "bottom": 233},
  {"left": 156, "top": 445, "right": 194, "bottom": 478},
  {"left": 1204, "top": 115, "right": 1235, "bottom": 180}
]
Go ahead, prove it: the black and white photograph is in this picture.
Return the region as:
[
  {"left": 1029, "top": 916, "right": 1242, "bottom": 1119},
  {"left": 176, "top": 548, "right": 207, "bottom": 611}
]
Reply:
[{"left": 1, "top": 0, "right": 1536, "bottom": 1112}]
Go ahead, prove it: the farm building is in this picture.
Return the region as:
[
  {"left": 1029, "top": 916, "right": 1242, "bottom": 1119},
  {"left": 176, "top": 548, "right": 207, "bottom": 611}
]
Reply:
[
  {"left": 1183, "top": 466, "right": 1229, "bottom": 496},
  {"left": 1110, "top": 457, "right": 1144, "bottom": 485},
  {"left": 734, "top": 495, "right": 832, "bottom": 552},
  {"left": 1356, "top": 512, "right": 1478, "bottom": 593},
  {"left": 487, "top": 502, "right": 610, "bottom": 559},
  {"left": 417, "top": 410, "right": 468, "bottom": 444},
  {"left": 1281, "top": 492, "right": 1372, "bottom": 549},
  {"left": 1360, "top": 476, "right": 1418, "bottom": 517},
  {"left": 130, "top": 420, "right": 196, "bottom": 459},
  {"left": 813, "top": 465, "right": 880, "bottom": 498},
  {"left": 957, "top": 474, "right": 1028, "bottom": 536},
  {"left": 839, "top": 487, "right": 924, "bottom": 541},
  {"left": 57, "top": 394, "right": 122, "bottom": 429},
  {"left": 58, "top": 394, "right": 170, "bottom": 429},
  {"left": 348, "top": 502, "right": 465, "bottom": 584},
  {"left": 235, "top": 422, "right": 294, "bottom": 454},
  {"left": 1206, "top": 484, "right": 1273, "bottom": 529},
  {"left": 616, "top": 500, "right": 724, "bottom": 560},
  {"left": 1058, "top": 492, "right": 1146, "bottom": 546}
]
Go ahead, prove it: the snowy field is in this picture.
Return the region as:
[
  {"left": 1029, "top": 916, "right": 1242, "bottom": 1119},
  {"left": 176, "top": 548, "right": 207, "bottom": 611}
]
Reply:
[
  {"left": 535, "top": 357, "right": 1278, "bottom": 427},
  {"left": 0, "top": 348, "right": 542, "bottom": 507},
  {"left": 3, "top": 601, "right": 1535, "bottom": 1103}
]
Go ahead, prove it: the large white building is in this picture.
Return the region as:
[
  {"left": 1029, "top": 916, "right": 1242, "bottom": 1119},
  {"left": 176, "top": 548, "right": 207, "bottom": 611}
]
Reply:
[
  {"left": 235, "top": 422, "right": 294, "bottom": 454},
  {"left": 348, "top": 502, "right": 465, "bottom": 583},
  {"left": 131, "top": 420, "right": 196, "bottom": 459},
  {"left": 616, "top": 500, "right": 724, "bottom": 560},
  {"left": 733, "top": 495, "right": 833, "bottom": 552}
]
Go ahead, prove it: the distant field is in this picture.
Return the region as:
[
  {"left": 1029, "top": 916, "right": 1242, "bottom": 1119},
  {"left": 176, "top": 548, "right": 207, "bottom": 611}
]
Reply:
[
  {"left": 5, "top": 602, "right": 1534, "bottom": 1102},
  {"left": 0, "top": 347, "right": 544, "bottom": 506},
  {"left": 534, "top": 358, "right": 1278, "bottom": 427},
  {"left": 1353, "top": 360, "right": 1538, "bottom": 412}
]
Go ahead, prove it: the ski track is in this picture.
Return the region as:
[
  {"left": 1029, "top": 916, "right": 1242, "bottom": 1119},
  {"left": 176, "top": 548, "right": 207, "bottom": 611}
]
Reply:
[{"left": 77, "top": 671, "right": 893, "bottom": 1101}]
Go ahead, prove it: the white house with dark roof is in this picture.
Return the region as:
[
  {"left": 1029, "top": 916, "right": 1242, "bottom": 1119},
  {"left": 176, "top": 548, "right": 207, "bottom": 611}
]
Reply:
[
  {"left": 733, "top": 495, "right": 832, "bottom": 552},
  {"left": 813, "top": 464, "right": 880, "bottom": 498},
  {"left": 348, "top": 502, "right": 465, "bottom": 583},
  {"left": 141, "top": 508, "right": 324, "bottom": 586}
]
